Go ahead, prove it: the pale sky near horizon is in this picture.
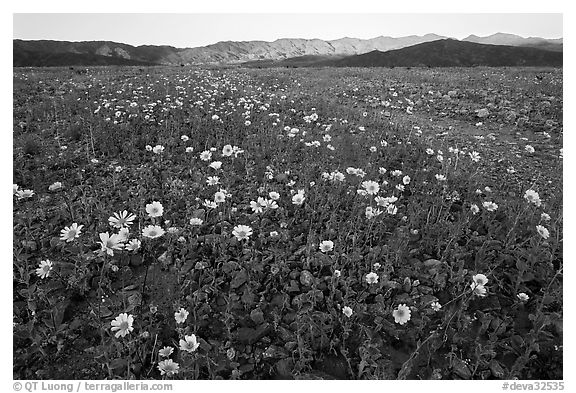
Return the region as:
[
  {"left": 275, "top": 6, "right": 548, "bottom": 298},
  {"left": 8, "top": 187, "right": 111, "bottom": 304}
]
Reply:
[{"left": 13, "top": 13, "right": 563, "bottom": 48}]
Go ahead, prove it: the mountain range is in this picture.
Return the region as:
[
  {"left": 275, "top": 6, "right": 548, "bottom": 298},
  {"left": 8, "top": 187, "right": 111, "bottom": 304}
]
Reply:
[{"left": 13, "top": 33, "right": 563, "bottom": 67}]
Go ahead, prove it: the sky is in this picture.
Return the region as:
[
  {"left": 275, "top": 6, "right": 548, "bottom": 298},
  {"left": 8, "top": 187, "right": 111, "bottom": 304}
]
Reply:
[{"left": 13, "top": 13, "right": 563, "bottom": 48}]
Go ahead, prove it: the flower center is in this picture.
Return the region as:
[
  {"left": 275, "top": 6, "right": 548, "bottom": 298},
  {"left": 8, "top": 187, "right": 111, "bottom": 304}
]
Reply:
[{"left": 120, "top": 321, "right": 129, "bottom": 331}]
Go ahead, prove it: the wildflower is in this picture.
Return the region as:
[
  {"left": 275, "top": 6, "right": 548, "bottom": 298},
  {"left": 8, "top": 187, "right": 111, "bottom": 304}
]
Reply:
[
  {"left": 174, "top": 308, "right": 189, "bottom": 324},
  {"left": 379, "top": 167, "right": 387, "bottom": 175},
  {"left": 203, "top": 200, "right": 217, "bottom": 209},
  {"left": 209, "top": 161, "right": 222, "bottom": 170},
  {"left": 179, "top": 334, "right": 200, "bottom": 353},
  {"left": 482, "top": 201, "right": 498, "bottom": 212},
  {"left": 292, "top": 190, "right": 305, "bottom": 205},
  {"left": 469, "top": 151, "right": 481, "bottom": 162},
  {"left": 125, "top": 239, "right": 141, "bottom": 252},
  {"left": 152, "top": 145, "right": 165, "bottom": 154},
  {"left": 269, "top": 191, "right": 280, "bottom": 200},
  {"left": 342, "top": 306, "right": 353, "bottom": 318},
  {"left": 117, "top": 227, "right": 130, "bottom": 242},
  {"left": 157, "top": 359, "right": 180, "bottom": 376},
  {"left": 471, "top": 284, "right": 487, "bottom": 297},
  {"left": 536, "top": 225, "right": 550, "bottom": 239},
  {"left": 393, "top": 304, "right": 411, "bottom": 325},
  {"left": 391, "top": 170, "right": 402, "bottom": 177},
  {"left": 16, "top": 189, "right": 35, "bottom": 200},
  {"left": 470, "top": 204, "right": 480, "bottom": 215},
  {"left": 60, "top": 223, "right": 84, "bottom": 242},
  {"left": 98, "top": 232, "right": 125, "bottom": 256},
  {"left": 319, "top": 240, "right": 334, "bottom": 253},
  {"left": 472, "top": 274, "right": 489, "bottom": 287},
  {"left": 110, "top": 313, "right": 134, "bottom": 338},
  {"left": 214, "top": 191, "right": 226, "bottom": 204},
  {"left": 517, "top": 293, "right": 529, "bottom": 302},
  {"left": 149, "top": 305, "right": 158, "bottom": 314},
  {"left": 146, "top": 201, "right": 164, "bottom": 218},
  {"left": 541, "top": 213, "right": 551, "bottom": 221},
  {"left": 222, "top": 144, "right": 233, "bottom": 157},
  {"left": 361, "top": 180, "right": 380, "bottom": 195},
  {"left": 365, "top": 272, "right": 379, "bottom": 285},
  {"left": 373, "top": 262, "right": 381, "bottom": 270},
  {"left": 386, "top": 204, "right": 398, "bottom": 215},
  {"left": 262, "top": 199, "right": 278, "bottom": 209},
  {"left": 426, "top": 148, "right": 434, "bottom": 155},
  {"left": 186, "top": 147, "right": 194, "bottom": 153},
  {"left": 525, "top": 145, "right": 535, "bottom": 154},
  {"left": 232, "top": 225, "right": 253, "bottom": 241},
  {"left": 402, "top": 176, "right": 411, "bottom": 185},
  {"left": 524, "top": 189, "right": 542, "bottom": 207},
  {"left": 200, "top": 150, "right": 212, "bottom": 161},
  {"left": 334, "top": 270, "right": 341, "bottom": 278},
  {"left": 206, "top": 176, "right": 220, "bottom": 186},
  {"left": 36, "top": 260, "right": 53, "bottom": 279},
  {"left": 369, "top": 146, "right": 377, "bottom": 153},
  {"left": 435, "top": 174, "right": 447, "bottom": 181},
  {"left": 181, "top": 135, "right": 189, "bottom": 142},
  {"left": 431, "top": 302, "right": 442, "bottom": 312},
  {"left": 323, "top": 135, "right": 332, "bottom": 142},
  {"left": 145, "top": 145, "right": 153, "bottom": 151},
  {"left": 48, "top": 182, "right": 63, "bottom": 191},
  {"left": 189, "top": 217, "right": 203, "bottom": 226},
  {"left": 270, "top": 231, "right": 279, "bottom": 237},
  {"left": 250, "top": 200, "right": 263, "bottom": 213},
  {"left": 108, "top": 210, "right": 137, "bottom": 229},
  {"left": 159, "top": 346, "right": 174, "bottom": 358},
  {"left": 142, "top": 225, "right": 165, "bottom": 239},
  {"left": 396, "top": 184, "right": 405, "bottom": 192}
]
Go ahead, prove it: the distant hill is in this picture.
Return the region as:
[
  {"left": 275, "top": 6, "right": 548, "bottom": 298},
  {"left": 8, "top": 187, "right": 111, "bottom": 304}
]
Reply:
[
  {"left": 323, "top": 39, "right": 563, "bottom": 68},
  {"left": 463, "top": 33, "right": 563, "bottom": 52},
  {"left": 13, "top": 33, "right": 563, "bottom": 67}
]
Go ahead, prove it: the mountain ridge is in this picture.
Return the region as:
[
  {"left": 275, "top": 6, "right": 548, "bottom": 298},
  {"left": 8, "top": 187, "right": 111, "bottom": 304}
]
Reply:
[{"left": 13, "top": 33, "right": 563, "bottom": 67}]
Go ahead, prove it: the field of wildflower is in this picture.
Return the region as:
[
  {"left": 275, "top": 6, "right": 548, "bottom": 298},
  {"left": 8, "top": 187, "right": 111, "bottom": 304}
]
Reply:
[{"left": 13, "top": 65, "right": 562, "bottom": 380}]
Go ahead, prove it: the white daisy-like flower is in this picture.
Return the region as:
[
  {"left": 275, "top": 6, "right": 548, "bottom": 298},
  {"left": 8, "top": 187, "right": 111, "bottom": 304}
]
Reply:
[
  {"left": 365, "top": 272, "right": 379, "bottom": 284},
  {"left": 482, "top": 201, "right": 498, "bottom": 212},
  {"left": 393, "top": 304, "right": 411, "bottom": 325},
  {"left": 108, "top": 210, "right": 137, "bottom": 229},
  {"left": 431, "top": 302, "right": 442, "bottom": 312},
  {"left": 36, "top": 260, "right": 53, "bottom": 279},
  {"left": 342, "top": 306, "right": 353, "bottom": 318},
  {"left": 60, "top": 223, "right": 84, "bottom": 242},
  {"left": 48, "top": 182, "right": 63, "bottom": 191},
  {"left": 232, "top": 225, "right": 253, "bottom": 241},
  {"left": 174, "top": 308, "right": 189, "bottom": 324},
  {"left": 361, "top": 180, "right": 380, "bottom": 195},
  {"left": 125, "top": 239, "right": 141, "bottom": 252},
  {"left": 179, "top": 334, "right": 200, "bottom": 353},
  {"left": 189, "top": 217, "right": 203, "bottom": 226},
  {"left": 142, "top": 225, "right": 165, "bottom": 239},
  {"left": 319, "top": 240, "right": 334, "bottom": 253},
  {"left": 157, "top": 359, "right": 180, "bottom": 376},
  {"left": 146, "top": 201, "right": 164, "bottom": 218},
  {"left": 110, "top": 313, "right": 134, "bottom": 338},
  {"left": 152, "top": 145, "right": 165, "bottom": 154},
  {"left": 517, "top": 293, "right": 529, "bottom": 302},
  {"left": 98, "top": 232, "right": 125, "bottom": 256},
  {"left": 159, "top": 346, "right": 174, "bottom": 358},
  {"left": 536, "top": 225, "right": 550, "bottom": 239},
  {"left": 470, "top": 204, "right": 480, "bottom": 215}
]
